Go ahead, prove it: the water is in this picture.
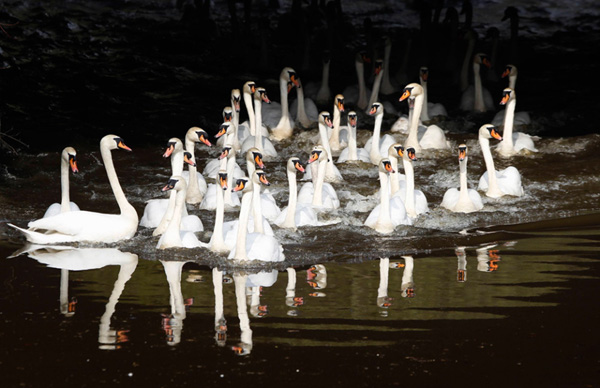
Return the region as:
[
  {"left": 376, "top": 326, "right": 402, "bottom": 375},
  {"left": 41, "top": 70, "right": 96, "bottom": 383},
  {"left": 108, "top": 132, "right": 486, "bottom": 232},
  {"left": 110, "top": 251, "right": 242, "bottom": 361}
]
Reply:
[{"left": 1, "top": 0, "right": 600, "bottom": 386}]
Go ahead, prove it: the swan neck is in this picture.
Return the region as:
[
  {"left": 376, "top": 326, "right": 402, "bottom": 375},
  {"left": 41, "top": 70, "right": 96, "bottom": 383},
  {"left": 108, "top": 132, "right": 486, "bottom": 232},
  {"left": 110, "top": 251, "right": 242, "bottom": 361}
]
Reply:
[
  {"left": 312, "top": 159, "right": 327, "bottom": 206},
  {"left": 254, "top": 97, "right": 263, "bottom": 150},
  {"left": 162, "top": 188, "right": 186, "bottom": 247},
  {"left": 283, "top": 168, "right": 298, "bottom": 227},
  {"left": 244, "top": 91, "right": 256, "bottom": 136},
  {"left": 389, "top": 158, "right": 400, "bottom": 195},
  {"left": 501, "top": 98, "right": 516, "bottom": 149},
  {"left": 348, "top": 125, "right": 358, "bottom": 160},
  {"left": 473, "top": 63, "right": 485, "bottom": 112},
  {"left": 252, "top": 183, "right": 264, "bottom": 234},
  {"left": 480, "top": 136, "right": 499, "bottom": 185},
  {"left": 379, "top": 171, "right": 392, "bottom": 226},
  {"left": 459, "top": 159, "right": 469, "bottom": 194},
  {"left": 171, "top": 147, "right": 184, "bottom": 176},
  {"left": 100, "top": 145, "right": 135, "bottom": 217},
  {"left": 403, "top": 158, "right": 416, "bottom": 215},
  {"left": 234, "top": 192, "right": 252, "bottom": 261},
  {"left": 60, "top": 155, "right": 70, "bottom": 212},
  {"left": 212, "top": 182, "right": 225, "bottom": 248},
  {"left": 407, "top": 96, "right": 423, "bottom": 151}
]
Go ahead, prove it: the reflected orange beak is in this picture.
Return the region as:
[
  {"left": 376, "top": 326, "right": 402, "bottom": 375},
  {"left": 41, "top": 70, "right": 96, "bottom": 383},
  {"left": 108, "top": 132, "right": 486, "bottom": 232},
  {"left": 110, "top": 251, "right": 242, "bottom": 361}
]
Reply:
[{"left": 457, "top": 269, "right": 467, "bottom": 282}]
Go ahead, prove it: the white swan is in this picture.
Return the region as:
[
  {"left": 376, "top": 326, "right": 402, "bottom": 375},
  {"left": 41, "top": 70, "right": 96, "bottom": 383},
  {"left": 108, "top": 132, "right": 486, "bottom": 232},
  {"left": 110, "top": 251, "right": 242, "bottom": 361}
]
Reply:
[
  {"left": 230, "top": 88, "right": 249, "bottom": 149},
  {"left": 459, "top": 52, "right": 495, "bottom": 112},
  {"left": 366, "top": 59, "right": 384, "bottom": 112},
  {"left": 266, "top": 67, "right": 300, "bottom": 141},
  {"left": 343, "top": 51, "right": 370, "bottom": 110},
  {"left": 399, "top": 83, "right": 450, "bottom": 152},
  {"left": 275, "top": 157, "right": 320, "bottom": 230},
  {"left": 380, "top": 36, "right": 400, "bottom": 95},
  {"left": 43, "top": 146, "right": 80, "bottom": 218},
  {"left": 208, "top": 170, "right": 231, "bottom": 253},
  {"left": 298, "top": 145, "right": 340, "bottom": 210},
  {"left": 495, "top": 88, "right": 538, "bottom": 157},
  {"left": 290, "top": 76, "right": 318, "bottom": 129},
  {"left": 205, "top": 122, "right": 244, "bottom": 179},
  {"left": 315, "top": 111, "right": 344, "bottom": 183},
  {"left": 364, "top": 159, "right": 412, "bottom": 234},
  {"left": 241, "top": 86, "right": 278, "bottom": 159},
  {"left": 363, "top": 102, "right": 397, "bottom": 165},
  {"left": 386, "top": 143, "right": 406, "bottom": 195},
  {"left": 227, "top": 174, "right": 285, "bottom": 262},
  {"left": 491, "top": 64, "right": 531, "bottom": 126},
  {"left": 156, "top": 176, "right": 208, "bottom": 249},
  {"left": 10, "top": 135, "right": 139, "bottom": 244},
  {"left": 418, "top": 66, "right": 447, "bottom": 121},
  {"left": 328, "top": 94, "right": 347, "bottom": 153},
  {"left": 200, "top": 145, "right": 242, "bottom": 211},
  {"left": 477, "top": 124, "right": 524, "bottom": 198},
  {"left": 140, "top": 137, "right": 202, "bottom": 235},
  {"left": 337, "top": 111, "right": 371, "bottom": 163},
  {"left": 396, "top": 147, "right": 429, "bottom": 218},
  {"left": 182, "top": 127, "right": 211, "bottom": 204},
  {"left": 441, "top": 144, "right": 484, "bottom": 213}
]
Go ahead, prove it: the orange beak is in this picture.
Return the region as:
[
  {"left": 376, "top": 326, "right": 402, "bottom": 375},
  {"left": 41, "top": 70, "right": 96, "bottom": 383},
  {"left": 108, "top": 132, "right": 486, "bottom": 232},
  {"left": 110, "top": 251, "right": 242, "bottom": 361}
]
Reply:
[
  {"left": 258, "top": 174, "right": 271, "bottom": 186},
  {"left": 324, "top": 116, "right": 333, "bottom": 128},
  {"left": 399, "top": 89, "right": 411, "bottom": 102},
  {"left": 163, "top": 144, "right": 174, "bottom": 158},
  {"left": 384, "top": 162, "right": 394, "bottom": 173},
  {"left": 349, "top": 116, "right": 357, "bottom": 126},
  {"left": 502, "top": 68, "right": 510, "bottom": 78},
  {"left": 408, "top": 149, "right": 417, "bottom": 160},
  {"left": 254, "top": 154, "right": 265, "bottom": 169},
  {"left": 69, "top": 157, "right": 78, "bottom": 173},
  {"left": 459, "top": 148, "right": 467, "bottom": 161},
  {"left": 308, "top": 152, "right": 320, "bottom": 164},
  {"left": 294, "top": 161, "right": 305, "bottom": 173},
  {"left": 117, "top": 140, "right": 132, "bottom": 151},
  {"left": 262, "top": 93, "right": 271, "bottom": 103},
  {"left": 232, "top": 180, "right": 246, "bottom": 192},
  {"left": 218, "top": 148, "right": 230, "bottom": 160},
  {"left": 337, "top": 100, "right": 345, "bottom": 113},
  {"left": 218, "top": 174, "right": 227, "bottom": 190},
  {"left": 184, "top": 152, "right": 196, "bottom": 167},
  {"left": 215, "top": 125, "right": 228, "bottom": 138},
  {"left": 198, "top": 134, "right": 212, "bottom": 147},
  {"left": 482, "top": 57, "right": 492, "bottom": 69},
  {"left": 490, "top": 128, "right": 503, "bottom": 141},
  {"left": 290, "top": 74, "right": 300, "bottom": 87},
  {"left": 500, "top": 92, "right": 510, "bottom": 105},
  {"left": 369, "top": 105, "right": 377, "bottom": 115}
]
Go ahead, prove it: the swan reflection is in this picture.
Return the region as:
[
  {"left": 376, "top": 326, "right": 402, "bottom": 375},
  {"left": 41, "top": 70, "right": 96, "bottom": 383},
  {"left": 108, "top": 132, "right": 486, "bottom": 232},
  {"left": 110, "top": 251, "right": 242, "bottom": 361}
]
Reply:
[
  {"left": 476, "top": 244, "right": 501, "bottom": 272},
  {"left": 233, "top": 272, "right": 252, "bottom": 356},
  {"left": 12, "top": 244, "right": 138, "bottom": 350},
  {"left": 246, "top": 269, "right": 277, "bottom": 318},
  {"left": 307, "top": 264, "right": 327, "bottom": 298},
  {"left": 285, "top": 267, "right": 304, "bottom": 316},
  {"left": 160, "top": 260, "right": 193, "bottom": 346},
  {"left": 455, "top": 246, "right": 468, "bottom": 282}
]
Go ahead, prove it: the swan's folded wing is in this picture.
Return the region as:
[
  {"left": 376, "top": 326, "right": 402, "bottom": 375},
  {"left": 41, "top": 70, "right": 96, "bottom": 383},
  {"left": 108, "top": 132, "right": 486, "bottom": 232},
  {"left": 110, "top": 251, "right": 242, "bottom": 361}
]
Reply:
[{"left": 27, "top": 211, "right": 118, "bottom": 236}]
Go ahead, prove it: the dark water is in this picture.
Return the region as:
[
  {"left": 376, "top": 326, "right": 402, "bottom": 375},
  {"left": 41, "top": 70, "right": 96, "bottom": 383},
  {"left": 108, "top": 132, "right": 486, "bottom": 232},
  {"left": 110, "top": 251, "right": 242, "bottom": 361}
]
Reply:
[{"left": 1, "top": 1, "right": 600, "bottom": 387}]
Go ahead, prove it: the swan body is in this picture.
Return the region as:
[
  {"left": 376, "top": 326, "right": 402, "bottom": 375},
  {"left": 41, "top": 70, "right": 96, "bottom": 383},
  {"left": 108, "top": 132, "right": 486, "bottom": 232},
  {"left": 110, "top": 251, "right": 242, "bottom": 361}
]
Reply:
[
  {"left": 477, "top": 124, "right": 524, "bottom": 197},
  {"left": 418, "top": 67, "right": 447, "bottom": 121},
  {"left": 399, "top": 83, "right": 450, "bottom": 152},
  {"left": 10, "top": 135, "right": 139, "bottom": 244},
  {"left": 267, "top": 67, "right": 300, "bottom": 141},
  {"left": 495, "top": 88, "right": 538, "bottom": 157},
  {"left": 337, "top": 111, "right": 371, "bottom": 163},
  {"left": 364, "top": 159, "right": 412, "bottom": 234},
  {"left": 328, "top": 94, "right": 347, "bottom": 153},
  {"left": 363, "top": 102, "right": 398, "bottom": 165},
  {"left": 200, "top": 146, "right": 241, "bottom": 211},
  {"left": 183, "top": 127, "right": 211, "bottom": 204},
  {"left": 316, "top": 111, "right": 344, "bottom": 183},
  {"left": 441, "top": 144, "right": 484, "bottom": 213},
  {"left": 275, "top": 157, "right": 321, "bottom": 229},
  {"left": 298, "top": 145, "right": 340, "bottom": 210},
  {"left": 227, "top": 174, "right": 285, "bottom": 263},
  {"left": 156, "top": 177, "right": 208, "bottom": 249},
  {"left": 43, "top": 147, "right": 80, "bottom": 218},
  {"left": 459, "top": 53, "right": 495, "bottom": 112}
]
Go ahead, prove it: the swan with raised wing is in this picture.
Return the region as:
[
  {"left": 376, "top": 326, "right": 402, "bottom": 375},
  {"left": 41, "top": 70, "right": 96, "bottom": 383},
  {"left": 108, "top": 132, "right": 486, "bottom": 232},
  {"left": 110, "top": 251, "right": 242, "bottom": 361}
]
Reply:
[{"left": 10, "top": 135, "right": 138, "bottom": 244}]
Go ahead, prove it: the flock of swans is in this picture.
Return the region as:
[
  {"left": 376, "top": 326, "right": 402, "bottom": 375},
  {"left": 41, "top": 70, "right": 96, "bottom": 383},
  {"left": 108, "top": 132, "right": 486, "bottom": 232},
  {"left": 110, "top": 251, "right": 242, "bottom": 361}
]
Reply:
[{"left": 8, "top": 55, "right": 540, "bottom": 265}]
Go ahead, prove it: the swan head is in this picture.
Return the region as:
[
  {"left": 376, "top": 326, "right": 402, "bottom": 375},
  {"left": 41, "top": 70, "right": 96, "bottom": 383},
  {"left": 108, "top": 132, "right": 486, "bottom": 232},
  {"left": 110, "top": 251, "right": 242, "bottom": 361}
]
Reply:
[
  {"left": 253, "top": 169, "right": 271, "bottom": 186},
  {"left": 215, "top": 122, "right": 232, "bottom": 139},
  {"left": 355, "top": 50, "right": 369, "bottom": 64},
  {"left": 62, "top": 147, "right": 79, "bottom": 173},
  {"left": 222, "top": 107, "right": 233, "bottom": 122},
  {"left": 499, "top": 88, "right": 514, "bottom": 105},
  {"left": 404, "top": 147, "right": 417, "bottom": 161},
  {"left": 246, "top": 148, "right": 265, "bottom": 169},
  {"left": 473, "top": 53, "right": 491, "bottom": 68},
  {"left": 218, "top": 171, "right": 228, "bottom": 190},
  {"left": 287, "top": 157, "right": 305, "bottom": 173},
  {"left": 281, "top": 67, "right": 300, "bottom": 88},
  {"left": 479, "top": 124, "right": 503, "bottom": 141},
  {"left": 373, "top": 59, "right": 383, "bottom": 75},
  {"left": 502, "top": 6, "right": 519, "bottom": 21},
  {"left": 380, "top": 158, "right": 394, "bottom": 174},
  {"left": 243, "top": 81, "right": 256, "bottom": 95},
  {"left": 399, "top": 83, "right": 423, "bottom": 102},
  {"left": 218, "top": 146, "right": 233, "bottom": 160},
  {"left": 458, "top": 144, "right": 468, "bottom": 162},
  {"left": 254, "top": 87, "right": 271, "bottom": 104},
  {"left": 502, "top": 64, "right": 517, "bottom": 78},
  {"left": 347, "top": 111, "right": 357, "bottom": 127},
  {"left": 163, "top": 138, "right": 183, "bottom": 158},
  {"left": 161, "top": 176, "right": 186, "bottom": 193},
  {"left": 307, "top": 145, "right": 328, "bottom": 164},
  {"left": 187, "top": 127, "right": 212, "bottom": 147},
  {"left": 101, "top": 135, "right": 132, "bottom": 152},
  {"left": 231, "top": 89, "right": 241, "bottom": 112},
  {"left": 368, "top": 102, "right": 383, "bottom": 116},
  {"left": 334, "top": 94, "right": 345, "bottom": 113},
  {"left": 232, "top": 176, "right": 252, "bottom": 193},
  {"left": 183, "top": 151, "right": 196, "bottom": 167},
  {"left": 388, "top": 143, "right": 404, "bottom": 160},
  {"left": 419, "top": 67, "right": 429, "bottom": 83},
  {"left": 318, "top": 111, "right": 333, "bottom": 128}
]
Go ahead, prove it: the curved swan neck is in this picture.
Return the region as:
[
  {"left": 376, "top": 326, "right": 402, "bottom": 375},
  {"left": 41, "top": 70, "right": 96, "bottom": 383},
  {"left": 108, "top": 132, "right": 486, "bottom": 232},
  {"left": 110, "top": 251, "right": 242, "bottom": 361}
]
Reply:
[
  {"left": 403, "top": 158, "right": 416, "bottom": 217},
  {"left": 348, "top": 124, "right": 358, "bottom": 160},
  {"left": 283, "top": 167, "right": 298, "bottom": 228},
  {"left": 473, "top": 62, "right": 485, "bottom": 112},
  {"left": 101, "top": 145, "right": 135, "bottom": 217},
  {"left": 356, "top": 61, "right": 367, "bottom": 109},
  {"left": 234, "top": 192, "right": 252, "bottom": 261},
  {"left": 406, "top": 96, "right": 423, "bottom": 152},
  {"left": 60, "top": 155, "right": 71, "bottom": 213},
  {"left": 243, "top": 90, "right": 256, "bottom": 136},
  {"left": 312, "top": 159, "right": 327, "bottom": 206},
  {"left": 480, "top": 136, "right": 500, "bottom": 192},
  {"left": 252, "top": 182, "right": 264, "bottom": 234},
  {"left": 379, "top": 171, "right": 392, "bottom": 227}
]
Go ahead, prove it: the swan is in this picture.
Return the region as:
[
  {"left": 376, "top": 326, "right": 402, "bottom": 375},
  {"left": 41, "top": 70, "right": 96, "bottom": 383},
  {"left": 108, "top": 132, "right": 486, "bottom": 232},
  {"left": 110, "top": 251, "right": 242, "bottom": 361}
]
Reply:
[
  {"left": 343, "top": 51, "right": 371, "bottom": 110},
  {"left": 315, "top": 54, "right": 332, "bottom": 105},
  {"left": 459, "top": 52, "right": 495, "bottom": 112},
  {"left": 386, "top": 143, "right": 406, "bottom": 196},
  {"left": 380, "top": 36, "right": 399, "bottom": 95},
  {"left": 363, "top": 102, "right": 397, "bottom": 165},
  {"left": 298, "top": 145, "right": 340, "bottom": 210},
  {"left": 227, "top": 174, "right": 285, "bottom": 263},
  {"left": 266, "top": 67, "right": 300, "bottom": 141},
  {"left": 495, "top": 88, "right": 538, "bottom": 156},
  {"left": 396, "top": 147, "right": 429, "bottom": 218},
  {"left": 43, "top": 146, "right": 80, "bottom": 218},
  {"left": 200, "top": 145, "right": 242, "bottom": 211},
  {"left": 230, "top": 88, "right": 249, "bottom": 149},
  {"left": 239, "top": 81, "right": 268, "bottom": 139},
  {"left": 182, "top": 127, "right": 211, "bottom": 204},
  {"left": 364, "top": 159, "right": 411, "bottom": 234},
  {"left": 491, "top": 65, "right": 531, "bottom": 126},
  {"left": 418, "top": 67, "right": 448, "bottom": 121},
  {"left": 10, "top": 135, "right": 139, "bottom": 244},
  {"left": 290, "top": 76, "right": 318, "bottom": 129},
  {"left": 140, "top": 137, "right": 203, "bottom": 235},
  {"left": 440, "top": 144, "right": 484, "bottom": 213},
  {"left": 316, "top": 111, "right": 344, "bottom": 183},
  {"left": 241, "top": 86, "right": 278, "bottom": 159},
  {"left": 216, "top": 106, "right": 235, "bottom": 148},
  {"left": 275, "top": 157, "right": 320, "bottom": 230},
  {"left": 328, "top": 94, "right": 347, "bottom": 153},
  {"left": 366, "top": 59, "right": 384, "bottom": 112},
  {"left": 156, "top": 176, "right": 208, "bottom": 249},
  {"left": 337, "top": 111, "right": 371, "bottom": 163},
  {"left": 399, "top": 83, "right": 450, "bottom": 152},
  {"left": 241, "top": 146, "right": 279, "bottom": 222},
  {"left": 477, "top": 124, "right": 524, "bottom": 198},
  {"left": 205, "top": 122, "right": 244, "bottom": 179},
  {"left": 208, "top": 170, "right": 231, "bottom": 253}
]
